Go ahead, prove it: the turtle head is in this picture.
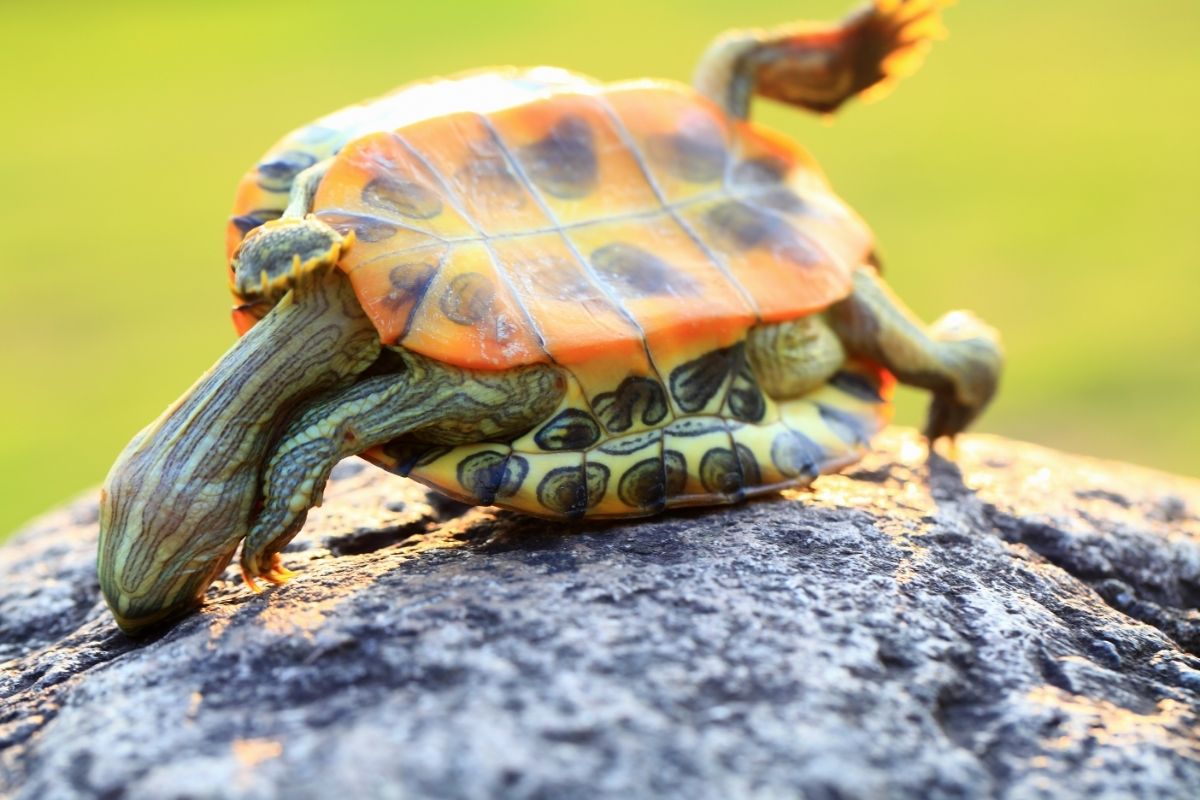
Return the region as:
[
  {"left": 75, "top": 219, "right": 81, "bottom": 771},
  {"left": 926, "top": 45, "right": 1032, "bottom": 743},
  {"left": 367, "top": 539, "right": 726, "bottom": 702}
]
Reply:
[{"left": 230, "top": 216, "right": 349, "bottom": 332}]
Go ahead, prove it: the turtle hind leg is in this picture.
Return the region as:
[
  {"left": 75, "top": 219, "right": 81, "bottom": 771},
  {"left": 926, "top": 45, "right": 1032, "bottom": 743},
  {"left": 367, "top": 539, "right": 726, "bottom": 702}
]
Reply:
[
  {"left": 240, "top": 352, "right": 565, "bottom": 584},
  {"left": 829, "top": 265, "right": 1002, "bottom": 442},
  {"left": 695, "top": 0, "right": 951, "bottom": 119}
]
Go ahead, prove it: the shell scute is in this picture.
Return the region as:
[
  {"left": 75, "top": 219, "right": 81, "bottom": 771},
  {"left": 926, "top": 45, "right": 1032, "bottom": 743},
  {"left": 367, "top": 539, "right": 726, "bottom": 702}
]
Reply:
[
  {"left": 399, "top": 242, "right": 544, "bottom": 366},
  {"left": 602, "top": 83, "right": 733, "bottom": 202},
  {"left": 485, "top": 93, "right": 661, "bottom": 224},
  {"left": 398, "top": 111, "right": 553, "bottom": 236}
]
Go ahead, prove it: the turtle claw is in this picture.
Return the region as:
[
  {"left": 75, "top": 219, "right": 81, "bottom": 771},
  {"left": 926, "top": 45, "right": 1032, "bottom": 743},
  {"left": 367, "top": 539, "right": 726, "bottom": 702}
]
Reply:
[
  {"left": 240, "top": 564, "right": 264, "bottom": 594},
  {"left": 263, "top": 555, "right": 296, "bottom": 585},
  {"left": 240, "top": 552, "right": 295, "bottom": 594}
]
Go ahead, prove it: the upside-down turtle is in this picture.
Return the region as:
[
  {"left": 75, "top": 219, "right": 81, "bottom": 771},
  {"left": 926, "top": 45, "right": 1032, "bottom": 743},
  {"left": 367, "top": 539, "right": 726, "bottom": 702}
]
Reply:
[{"left": 99, "top": 0, "right": 1002, "bottom": 633}]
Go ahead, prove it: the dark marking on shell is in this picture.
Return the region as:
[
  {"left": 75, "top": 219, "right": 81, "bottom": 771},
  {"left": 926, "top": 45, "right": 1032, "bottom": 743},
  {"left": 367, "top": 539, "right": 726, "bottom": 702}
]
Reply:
[
  {"left": 457, "top": 451, "right": 528, "bottom": 504},
  {"left": 379, "top": 441, "right": 452, "bottom": 476},
  {"left": 617, "top": 451, "right": 685, "bottom": 510},
  {"left": 735, "top": 443, "right": 762, "bottom": 487},
  {"left": 498, "top": 456, "right": 530, "bottom": 499},
  {"left": 647, "top": 116, "right": 728, "bottom": 183},
  {"left": 384, "top": 260, "right": 438, "bottom": 332},
  {"left": 730, "top": 156, "right": 789, "bottom": 187},
  {"left": 770, "top": 430, "right": 823, "bottom": 479},
  {"left": 818, "top": 403, "right": 873, "bottom": 445},
  {"left": 700, "top": 448, "right": 744, "bottom": 496},
  {"left": 440, "top": 272, "right": 496, "bottom": 326},
  {"left": 663, "top": 417, "right": 727, "bottom": 438},
  {"left": 726, "top": 345, "right": 766, "bottom": 423},
  {"left": 669, "top": 346, "right": 737, "bottom": 414},
  {"left": 703, "top": 200, "right": 820, "bottom": 265},
  {"left": 597, "top": 429, "right": 661, "bottom": 456},
  {"left": 316, "top": 212, "right": 398, "bottom": 243},
  {"left": 618, "top": 457, "right": 666, "bottom": 510},
  {"left": 231, "top": 208, "right": 283, "bottom": 237},
  {"left": 537, "top": 463, "right": 609, "bottom": 518},
  {"left": 534, "top": 409, "right": 602, "bottom": 451},
  {"left": 362, "top": 175, "right": 443, "bottom": 220},
  {"left": 664, "top": 450, "right": 687, "bottom": 498},
  {"left": 589, "top": 242, "right": 695, "bottom": 298},
  {"left": 592, "top": 377, "right": 669, "bottom": 433},
  {"left": 829, "top": 371, "right": 885, "bottom": 403},
  {"left": 256, "top": 150, "right": 318, "bottom": 193},
  {"left": 519, "top": 115, "right": 598, "bottom": 199}
]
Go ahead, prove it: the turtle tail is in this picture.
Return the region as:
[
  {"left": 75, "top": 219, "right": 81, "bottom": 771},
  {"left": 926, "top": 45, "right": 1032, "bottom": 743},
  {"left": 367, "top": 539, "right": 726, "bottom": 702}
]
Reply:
[{"left": 695, "top": 0, "right": 952, "bottom": 119}]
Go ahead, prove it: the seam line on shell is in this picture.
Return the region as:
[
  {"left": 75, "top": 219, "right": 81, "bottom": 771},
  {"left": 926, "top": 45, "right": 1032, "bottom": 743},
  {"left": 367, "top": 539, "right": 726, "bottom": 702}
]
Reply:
[
  {"left": 387, "top": 130, "right": 554, "bottom": 363},
  {"left": 474, "top": 108, "right": 671, "bottom": 427},
  {"left": 591, "top": 93, "right": 762, "bottom": 324}
]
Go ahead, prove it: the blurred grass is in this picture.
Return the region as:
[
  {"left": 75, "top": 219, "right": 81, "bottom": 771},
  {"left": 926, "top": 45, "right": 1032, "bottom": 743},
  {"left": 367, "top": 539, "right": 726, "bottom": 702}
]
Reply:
[{"left": 1, "top": 0, "right": 1197, "bottom": 539}]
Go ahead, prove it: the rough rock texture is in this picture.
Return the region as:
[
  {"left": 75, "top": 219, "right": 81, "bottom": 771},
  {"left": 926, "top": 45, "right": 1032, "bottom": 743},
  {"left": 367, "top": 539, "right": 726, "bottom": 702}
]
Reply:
[{"left": 2, "top": 429, "right": 1200, "bottom": 800}]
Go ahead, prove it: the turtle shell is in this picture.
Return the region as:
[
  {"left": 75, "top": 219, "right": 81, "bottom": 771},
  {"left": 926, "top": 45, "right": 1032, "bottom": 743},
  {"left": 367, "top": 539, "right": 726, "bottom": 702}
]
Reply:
[
  {"left": 226, "top": 69, "right": 885, "bottom": 518},
  {"left": 226, "top": 69, "right": 874, "bottom": 378}
]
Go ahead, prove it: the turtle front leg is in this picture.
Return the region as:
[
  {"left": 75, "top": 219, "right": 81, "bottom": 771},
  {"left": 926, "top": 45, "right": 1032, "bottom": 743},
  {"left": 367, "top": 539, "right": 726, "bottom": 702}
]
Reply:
[
  {"left": 830, "top": 265, "right": 1003, "bottom": 440},
  {"left": 241, "top": 352, "right": 565, "bottom": 584}
]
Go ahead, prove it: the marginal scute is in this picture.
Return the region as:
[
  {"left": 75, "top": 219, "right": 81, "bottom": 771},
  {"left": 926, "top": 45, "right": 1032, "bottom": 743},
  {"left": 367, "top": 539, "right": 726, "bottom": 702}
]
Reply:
[
  {"left": 440, "top": 273, "right": 496, "bottom": 326},
  {"left": 771, "top": 429, "right": 824, "bottom": 479},
  {"left": 589, "top": 242, "right": 696, "bottom": 298},
  {"left": 457, "top": 451, "right": 527, "bottom": 504},
  {"left": 592, "top": 377, "right": 669, "bottom": 433},
  {"left": 362, "top": 174, "right": 444, "bottom": 220},
  {"left": 518, "top": 114, "right": 598, "bottom": 199},
  {"left": 534, "top": 409, "right": 602, "bottom": 451},
  {"left": 537, "top": 463, "right": 609, "bottom": 517}
]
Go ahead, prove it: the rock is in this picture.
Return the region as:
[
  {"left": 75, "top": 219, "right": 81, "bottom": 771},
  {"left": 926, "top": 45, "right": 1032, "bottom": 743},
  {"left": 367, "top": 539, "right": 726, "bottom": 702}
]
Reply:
[{"left": 2, "top": 428, "right": 1200, "bottom": 799}]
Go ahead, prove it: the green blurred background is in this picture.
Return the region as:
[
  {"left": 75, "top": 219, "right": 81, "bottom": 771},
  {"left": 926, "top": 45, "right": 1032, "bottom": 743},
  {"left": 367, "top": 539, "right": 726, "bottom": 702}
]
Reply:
[{"left": 2, "top": 0, "right": 1197, "bottom": 540}]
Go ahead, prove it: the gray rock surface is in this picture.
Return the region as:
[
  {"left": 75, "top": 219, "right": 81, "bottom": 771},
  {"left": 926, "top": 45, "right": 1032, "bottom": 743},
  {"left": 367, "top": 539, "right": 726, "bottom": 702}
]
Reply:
[{"left": 2, "top": 428, "right": 1200, "bottom": 799}]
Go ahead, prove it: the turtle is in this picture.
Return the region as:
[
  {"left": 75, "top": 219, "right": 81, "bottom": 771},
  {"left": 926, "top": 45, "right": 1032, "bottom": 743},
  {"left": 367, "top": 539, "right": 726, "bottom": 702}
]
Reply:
[{"left": 98, "top": 0, "right": 1001, "bottom": 634}]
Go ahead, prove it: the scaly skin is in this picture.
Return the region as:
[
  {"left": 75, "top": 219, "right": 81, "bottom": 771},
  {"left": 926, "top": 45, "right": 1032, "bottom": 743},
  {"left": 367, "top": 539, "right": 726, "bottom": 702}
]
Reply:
[
  {"left": 829, "top": 265, "right": 1002, "bottom": 439},
  {"left": 241, "top": 352, "right": 565, "bottom": 584},
  {"left": 97, "top": 265, "right": 380, "bottom": 633}
]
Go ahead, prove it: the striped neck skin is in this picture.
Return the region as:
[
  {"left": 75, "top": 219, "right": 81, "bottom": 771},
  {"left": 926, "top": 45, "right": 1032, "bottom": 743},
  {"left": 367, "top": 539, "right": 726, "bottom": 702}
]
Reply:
[{"left": 97, "top": 268, "right": 380, "bottom": 634}]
